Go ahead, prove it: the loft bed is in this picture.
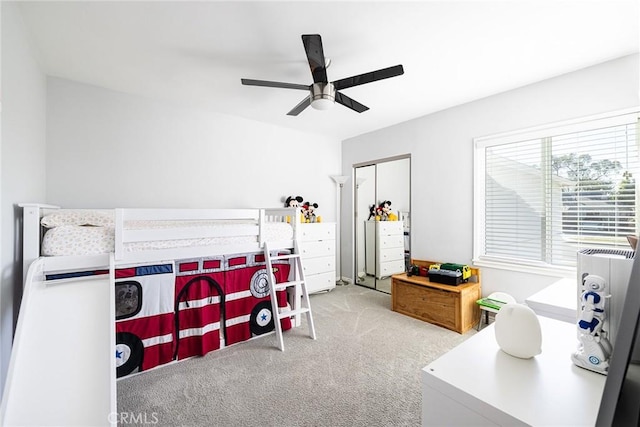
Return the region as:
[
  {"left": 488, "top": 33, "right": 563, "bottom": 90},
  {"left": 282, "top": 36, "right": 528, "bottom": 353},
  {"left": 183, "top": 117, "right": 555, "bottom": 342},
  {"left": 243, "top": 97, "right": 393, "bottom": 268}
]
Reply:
[
  {"left": 1, "top": 204, "right": 303, "bottom": 426},
  {"left": 20, "top": 204, "right": 301, "bottom": 275}
]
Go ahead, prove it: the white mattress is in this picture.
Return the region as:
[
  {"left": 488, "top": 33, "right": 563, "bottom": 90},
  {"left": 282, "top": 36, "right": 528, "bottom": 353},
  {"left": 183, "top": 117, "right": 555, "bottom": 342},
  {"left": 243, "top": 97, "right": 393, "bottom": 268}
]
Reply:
[{"left": 41, "top": 222, "right": 293, "bottom": 257}]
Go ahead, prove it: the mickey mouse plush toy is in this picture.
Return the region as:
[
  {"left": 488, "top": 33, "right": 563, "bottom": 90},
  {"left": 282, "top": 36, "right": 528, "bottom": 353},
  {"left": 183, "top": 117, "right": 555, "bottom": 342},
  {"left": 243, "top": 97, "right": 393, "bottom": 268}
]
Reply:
[
  {"left": 283, "top": 196, "right": 304, "bottom": 224},
  {"left": 368, "top": 201, "right": 396, "bottom": 221},
  {"left": 379, "top": 200, "right": 392, "bottom": 221},
  {"left": 284, "top": 196, "right": 303, "bottom": 208},
  {"left": 380, "top": 200, "right": 398, "bottom": 221},
  {"left": 302, "top": 201, "right": 319, "bottom": 223}
]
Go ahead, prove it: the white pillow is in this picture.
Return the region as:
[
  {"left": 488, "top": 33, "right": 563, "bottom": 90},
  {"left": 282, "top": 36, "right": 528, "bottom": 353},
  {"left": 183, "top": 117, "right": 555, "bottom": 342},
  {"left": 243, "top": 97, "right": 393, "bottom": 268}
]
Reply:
[
  {"left": 41, "top": 225, "right": 115, "bottom": 256},
  {"left": 41, "top": 209, "right": 114, "bottom": 228}
]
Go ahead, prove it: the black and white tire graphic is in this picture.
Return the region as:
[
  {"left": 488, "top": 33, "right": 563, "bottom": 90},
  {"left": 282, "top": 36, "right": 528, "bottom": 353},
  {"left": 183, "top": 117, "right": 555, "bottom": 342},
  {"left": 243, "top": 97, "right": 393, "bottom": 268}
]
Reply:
[
  {"left": 250, "top": 269, "right": 270, "bottom": 299},
  {"left": 115, "top": 332, "right": 143, "bottom": 378},
  {"left": 250, "top": 301, "right": 274, "bottom": 336}
]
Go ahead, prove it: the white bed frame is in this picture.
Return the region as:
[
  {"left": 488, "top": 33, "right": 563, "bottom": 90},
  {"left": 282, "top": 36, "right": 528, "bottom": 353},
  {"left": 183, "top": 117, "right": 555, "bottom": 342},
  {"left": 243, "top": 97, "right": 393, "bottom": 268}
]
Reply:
[
  {"left": 2, "top": 203, "right": 302, "bottom": 426},
  {"left": 20, "top": 203, "right": 301, "bottom": 280}
]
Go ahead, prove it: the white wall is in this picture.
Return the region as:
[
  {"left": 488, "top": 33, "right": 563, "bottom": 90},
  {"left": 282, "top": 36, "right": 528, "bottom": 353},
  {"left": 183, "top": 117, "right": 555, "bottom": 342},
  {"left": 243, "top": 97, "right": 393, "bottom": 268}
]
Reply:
[
  {"left": 342, "top": 54, "right": 639, "bottom": 302},
  {"left": 46, "top": 78, "right": 341, "bottom": 216},
  {"left": 0, "top": 2, "right": 47, "bottom": 396}
]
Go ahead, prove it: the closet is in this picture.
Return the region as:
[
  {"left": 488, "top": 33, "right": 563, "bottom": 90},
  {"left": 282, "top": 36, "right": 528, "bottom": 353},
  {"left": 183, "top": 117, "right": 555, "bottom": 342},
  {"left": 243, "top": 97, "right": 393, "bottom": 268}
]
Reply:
[{"left": 354, "top": 156, "right": 410, "bottom": 293}]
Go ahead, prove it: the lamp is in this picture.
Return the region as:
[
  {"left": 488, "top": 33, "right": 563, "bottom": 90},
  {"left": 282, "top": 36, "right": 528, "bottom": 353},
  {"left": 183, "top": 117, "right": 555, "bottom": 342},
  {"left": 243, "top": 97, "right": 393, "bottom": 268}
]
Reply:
[
  {"left": 331, "top": 175, "right": 349, "bottom": 286},
  {"left": 311, "top": 98, "right": 335, "bottom": 110}
]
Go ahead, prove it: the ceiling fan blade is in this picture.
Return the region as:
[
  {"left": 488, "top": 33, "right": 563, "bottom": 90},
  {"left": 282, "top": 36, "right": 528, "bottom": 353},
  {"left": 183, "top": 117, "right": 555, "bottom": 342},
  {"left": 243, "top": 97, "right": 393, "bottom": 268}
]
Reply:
[
  {"left": 335, "top": 91, "right": 369, "bottom": 113},
  {"left": 332, "top": 65, "right": 404, "bottom": 91},
  {"left": 241, "top": 79, "right": 310, "bottom": 91},
  {"left": 302, "top": 34, "right": 328, "bottom": 84},
  {"left": 287, "top": 96, "right": 312, "bottom": 116}
]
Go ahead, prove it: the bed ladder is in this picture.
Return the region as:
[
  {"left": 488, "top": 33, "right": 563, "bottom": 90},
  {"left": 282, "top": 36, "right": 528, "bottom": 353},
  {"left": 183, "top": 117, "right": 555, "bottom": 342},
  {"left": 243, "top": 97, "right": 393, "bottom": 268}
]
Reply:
[{"left": 264, "top": 242, "right": 316, "bottom": 351}]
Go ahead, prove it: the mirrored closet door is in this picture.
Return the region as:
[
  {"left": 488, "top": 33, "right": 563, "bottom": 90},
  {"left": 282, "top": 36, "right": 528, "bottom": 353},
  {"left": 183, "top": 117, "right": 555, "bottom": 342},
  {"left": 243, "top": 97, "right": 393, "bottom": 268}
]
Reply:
[{"left": 354, "top": 156, "right": 410, "bottom": 294}]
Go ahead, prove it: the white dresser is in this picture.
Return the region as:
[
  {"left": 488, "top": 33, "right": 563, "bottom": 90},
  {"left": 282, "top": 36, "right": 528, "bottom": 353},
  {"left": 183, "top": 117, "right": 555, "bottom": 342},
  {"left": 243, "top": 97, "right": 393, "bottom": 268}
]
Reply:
[
  {"left": 365, "top": 221, "right": 405, "bottom": 279},
  {"left": 298, "top": 222, "right": 336, "bottom": 293}
]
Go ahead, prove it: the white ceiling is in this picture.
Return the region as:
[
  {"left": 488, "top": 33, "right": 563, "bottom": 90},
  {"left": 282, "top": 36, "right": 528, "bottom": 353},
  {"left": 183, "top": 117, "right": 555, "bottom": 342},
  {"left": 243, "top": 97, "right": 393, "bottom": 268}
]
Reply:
[{"left": 16, "top": 1, "right": 640, "bottom": 140}]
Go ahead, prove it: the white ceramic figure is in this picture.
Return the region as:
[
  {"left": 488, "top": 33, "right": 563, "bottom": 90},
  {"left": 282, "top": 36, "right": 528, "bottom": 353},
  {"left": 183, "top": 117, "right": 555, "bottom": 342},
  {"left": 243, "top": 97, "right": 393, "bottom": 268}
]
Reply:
[{"left": 494, "top": 303, "right": 542, "bottom": 359}]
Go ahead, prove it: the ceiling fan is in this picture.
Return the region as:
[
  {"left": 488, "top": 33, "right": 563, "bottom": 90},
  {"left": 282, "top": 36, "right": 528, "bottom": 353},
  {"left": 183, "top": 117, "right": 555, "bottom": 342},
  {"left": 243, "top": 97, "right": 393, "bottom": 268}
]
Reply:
[{"left": 241, "top": 34, "right": 404, "bottom": 116}]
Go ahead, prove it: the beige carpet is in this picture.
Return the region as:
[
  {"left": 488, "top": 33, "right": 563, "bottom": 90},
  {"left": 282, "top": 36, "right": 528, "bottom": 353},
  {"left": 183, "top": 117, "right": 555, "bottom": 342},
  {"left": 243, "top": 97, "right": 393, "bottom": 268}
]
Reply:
[{"left": 117, "top": 284, "right": 476, "bottom": 427}]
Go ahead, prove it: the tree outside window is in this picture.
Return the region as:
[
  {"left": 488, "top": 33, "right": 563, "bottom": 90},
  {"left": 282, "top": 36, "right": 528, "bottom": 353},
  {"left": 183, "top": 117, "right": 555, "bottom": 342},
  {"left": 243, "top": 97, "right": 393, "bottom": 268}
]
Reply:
[{"left": 554, "top": 154, "right": 635, "bottom": 238}]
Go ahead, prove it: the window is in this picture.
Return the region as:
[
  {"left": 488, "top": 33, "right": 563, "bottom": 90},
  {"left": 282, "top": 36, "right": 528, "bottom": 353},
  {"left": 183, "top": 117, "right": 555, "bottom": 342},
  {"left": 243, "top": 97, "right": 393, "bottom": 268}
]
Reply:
[
  {"left": 115, "top": 281, "right": 142, "bottom": 320},
  {"left": 474, "top": 111, "right": 639, "bottom": 272}
]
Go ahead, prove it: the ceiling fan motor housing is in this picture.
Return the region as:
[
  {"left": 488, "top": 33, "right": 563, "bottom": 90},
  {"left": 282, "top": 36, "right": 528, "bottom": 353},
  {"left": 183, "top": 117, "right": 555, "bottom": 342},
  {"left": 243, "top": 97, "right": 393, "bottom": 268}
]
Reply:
[{"left": 311, "top": 82, "right": 336, "bottom": 110}]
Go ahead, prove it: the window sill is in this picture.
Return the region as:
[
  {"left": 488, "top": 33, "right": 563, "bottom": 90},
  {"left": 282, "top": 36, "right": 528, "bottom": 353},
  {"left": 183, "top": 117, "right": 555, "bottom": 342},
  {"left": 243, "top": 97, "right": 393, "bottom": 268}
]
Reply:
[{"left": 472, "top": 258, "right": 576, "bottom": 279}]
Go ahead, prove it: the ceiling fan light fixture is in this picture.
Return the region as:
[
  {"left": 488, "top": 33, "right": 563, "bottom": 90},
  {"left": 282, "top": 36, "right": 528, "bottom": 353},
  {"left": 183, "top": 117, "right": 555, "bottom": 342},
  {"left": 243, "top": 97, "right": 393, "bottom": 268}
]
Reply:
[
  {"left": 311, "top": 82, "right": 335, "bottom": 110},
  {"left": 311, "top": 97, "right": 335, "bottom": 110}
]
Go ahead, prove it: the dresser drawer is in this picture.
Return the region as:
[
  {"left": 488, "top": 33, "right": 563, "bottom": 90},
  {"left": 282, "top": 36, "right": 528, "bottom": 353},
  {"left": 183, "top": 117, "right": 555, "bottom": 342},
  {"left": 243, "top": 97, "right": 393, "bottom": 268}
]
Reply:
[
  {"left": 377, "top": 221, "right": 404, "bottom": 235},
  {"left": 378, "top": 234, "right": 404, "bottom": 249},
  {"left": 306, "top": 271, "right": 336, "bottom": 294},
  {"left": 379, "top": 247, "right": 404, "bottom": 263},
  {"left": 299, "top": 223, "right": 336, "bottom": 241},
  {"left": 378, "top": 259, "right": 405, "bottom": 277},
  {"left": 302, "top": 256, "right": 335, "bottom": 275},
  {"left": 300, "top": 240, "right": 335, "bottom": 258}
]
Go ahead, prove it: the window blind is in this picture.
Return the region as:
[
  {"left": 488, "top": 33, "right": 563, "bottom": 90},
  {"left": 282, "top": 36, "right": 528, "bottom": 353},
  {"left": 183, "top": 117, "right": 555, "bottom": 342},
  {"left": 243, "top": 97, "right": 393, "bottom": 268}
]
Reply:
[{"left": 475, "top": 111, "right": 639, "bottom": 270}]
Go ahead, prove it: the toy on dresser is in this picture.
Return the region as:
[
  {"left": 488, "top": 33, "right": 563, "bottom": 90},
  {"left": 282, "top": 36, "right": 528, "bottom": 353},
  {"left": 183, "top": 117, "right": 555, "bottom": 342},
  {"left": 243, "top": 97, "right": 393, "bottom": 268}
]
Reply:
[
  {"left": 281, "top": 196, "right": 322, "bottom": 223},
  {"left": 301, "top": 201, "right": 321, "bottom": 223},
  {"left": 367, "top": 200, "right": 398, "bottom": 221},
  {"left": 284, "top": 195, "right": 303, "bottom": 208}
]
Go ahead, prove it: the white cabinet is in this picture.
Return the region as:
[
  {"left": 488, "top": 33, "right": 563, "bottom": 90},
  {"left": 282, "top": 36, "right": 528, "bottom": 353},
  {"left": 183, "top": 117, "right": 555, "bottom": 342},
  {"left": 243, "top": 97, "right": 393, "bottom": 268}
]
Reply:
[
  {"left": 422, "top": 316, "right": 605, "bottom": 426},
  {"left": 365, "top": 221, "right": 405, "bottom": 279},
  {"left": 298, "top": 222, "right": 336, "bottom": 293}
]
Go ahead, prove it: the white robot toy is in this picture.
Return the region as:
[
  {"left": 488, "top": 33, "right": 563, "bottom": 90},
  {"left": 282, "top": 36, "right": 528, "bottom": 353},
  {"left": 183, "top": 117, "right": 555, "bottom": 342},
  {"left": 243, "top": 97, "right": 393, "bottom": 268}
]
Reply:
[{"left": 571, "top": 274, "right": 612, "bottom": 374}]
